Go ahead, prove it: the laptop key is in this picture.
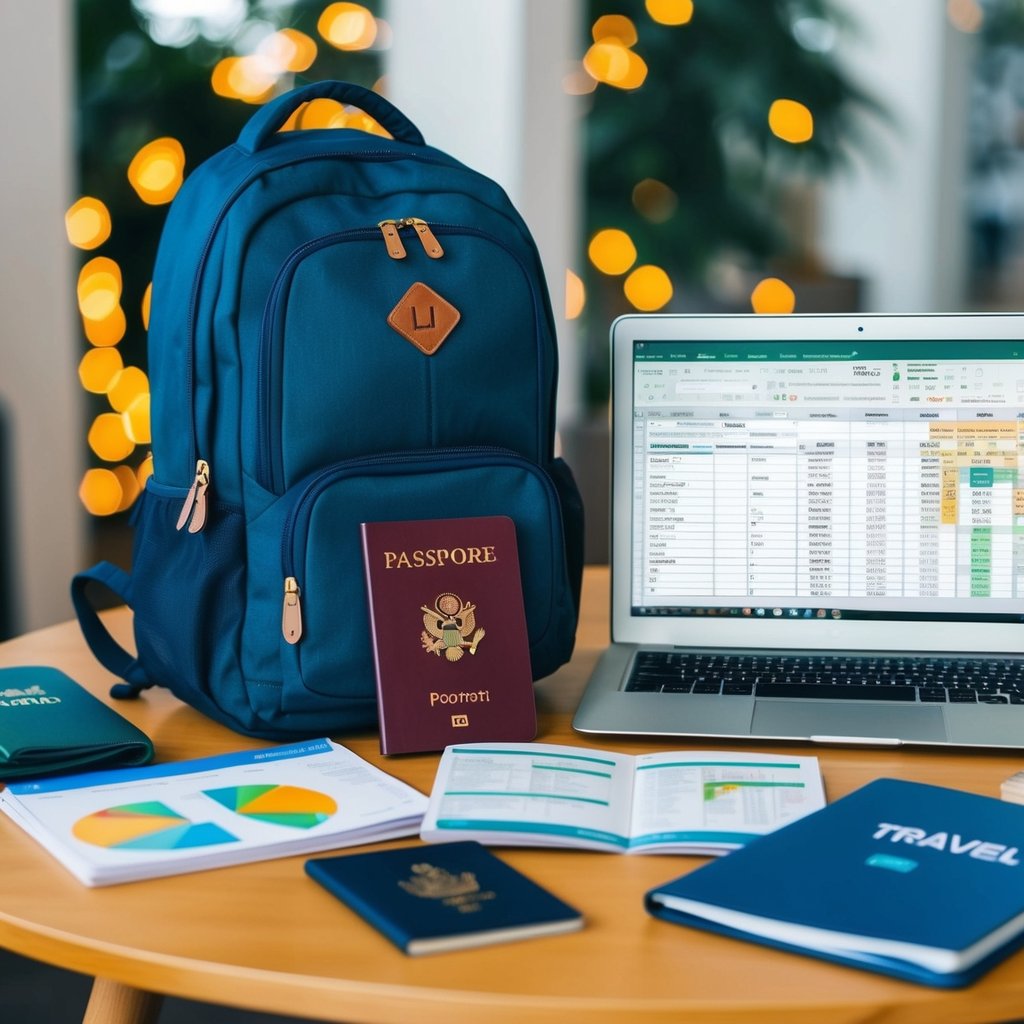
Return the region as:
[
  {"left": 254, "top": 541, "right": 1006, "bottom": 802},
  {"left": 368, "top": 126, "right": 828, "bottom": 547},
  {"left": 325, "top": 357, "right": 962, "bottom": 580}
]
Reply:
[
  {"left": 723, "top": 683, "right": 754, "bottom": 695},
  {"left": 693, "top": 682, "right": 722, "bottom": 694},
  {"left": 754, "top": 683, "right": 917, "bottom": 701},
  {"left": 918, "top": 687, "right": 948, "bottom": 702}
]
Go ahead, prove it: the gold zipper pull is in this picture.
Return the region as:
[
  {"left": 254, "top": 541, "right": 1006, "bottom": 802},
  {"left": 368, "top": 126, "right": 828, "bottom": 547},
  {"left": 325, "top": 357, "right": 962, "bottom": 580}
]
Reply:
[
  {"left": 282, "top": 576, "right": 303, "bottom": 644},
  {"left": 378, "top": 219, "right": 406, "bottom": 260},
  {"left": 409, "top": 218, "right": 444, "bottom": 259},
  {"left": 175, "top": 459, "right": 210, "bottom": 533}
]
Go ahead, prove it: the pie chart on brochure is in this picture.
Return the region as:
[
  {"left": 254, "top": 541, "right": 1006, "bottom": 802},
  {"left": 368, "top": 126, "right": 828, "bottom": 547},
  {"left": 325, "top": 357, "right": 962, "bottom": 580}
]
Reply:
[
  {"left": 72, "top": 801, "right": 238, "bottom": 851},
  {"left": 202, "top": 784, "right": 338, "bottom": 829}
]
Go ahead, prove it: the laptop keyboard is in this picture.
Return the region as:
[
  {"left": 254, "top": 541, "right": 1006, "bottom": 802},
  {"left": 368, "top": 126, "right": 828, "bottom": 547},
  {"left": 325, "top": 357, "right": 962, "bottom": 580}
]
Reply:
[{"left": 625, "top": 651, "right": 1024, "bottom": 704}]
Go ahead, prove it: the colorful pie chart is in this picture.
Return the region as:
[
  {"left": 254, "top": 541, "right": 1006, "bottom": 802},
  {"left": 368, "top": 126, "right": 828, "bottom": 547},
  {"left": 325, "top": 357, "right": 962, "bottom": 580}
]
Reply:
[
  {"left": 72, "top": 800, "right": 238, "bottom": 850},
  {"left": 203, "top": 784, "right": 337, "bottom": 829}
]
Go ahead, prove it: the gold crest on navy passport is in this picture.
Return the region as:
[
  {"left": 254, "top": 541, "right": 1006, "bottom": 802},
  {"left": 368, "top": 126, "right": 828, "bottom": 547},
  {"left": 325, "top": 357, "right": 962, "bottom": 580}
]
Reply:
[{"left": 421, "top": 593, "right": 486, "bottom": 662}]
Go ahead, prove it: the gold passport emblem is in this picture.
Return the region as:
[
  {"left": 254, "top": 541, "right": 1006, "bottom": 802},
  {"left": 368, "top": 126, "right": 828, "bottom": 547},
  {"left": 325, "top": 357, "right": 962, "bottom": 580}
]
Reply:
[
  {"left": 420, "top": 593, "right": 486, "bottom": 662},
  {"left": 399, "top": 863, "right": 480, "bottom": 900},
  {"left": 387, "top": 281, "right": 461, "bottom": 354},
  {"left": 399, "top": 862, "right": 493, "bottom": 914}
]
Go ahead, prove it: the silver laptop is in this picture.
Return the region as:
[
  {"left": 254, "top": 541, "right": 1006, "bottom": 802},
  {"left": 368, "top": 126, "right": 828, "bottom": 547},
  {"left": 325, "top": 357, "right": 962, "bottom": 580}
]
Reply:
[{"left": 573, "top": 312, "right": 1024, "bottom": 749}]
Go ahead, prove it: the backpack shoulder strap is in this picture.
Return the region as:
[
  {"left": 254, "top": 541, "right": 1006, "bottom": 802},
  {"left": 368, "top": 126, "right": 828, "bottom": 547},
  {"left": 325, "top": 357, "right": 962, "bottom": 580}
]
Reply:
[{"left": 70, "top": 562, "right": 152, "bottom": 698}]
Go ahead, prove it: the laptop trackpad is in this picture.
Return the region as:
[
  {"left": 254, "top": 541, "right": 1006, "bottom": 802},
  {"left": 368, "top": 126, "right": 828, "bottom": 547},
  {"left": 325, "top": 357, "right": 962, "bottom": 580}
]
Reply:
[{"left": 752, "top": 702, "right": 947, "bottom": 743}]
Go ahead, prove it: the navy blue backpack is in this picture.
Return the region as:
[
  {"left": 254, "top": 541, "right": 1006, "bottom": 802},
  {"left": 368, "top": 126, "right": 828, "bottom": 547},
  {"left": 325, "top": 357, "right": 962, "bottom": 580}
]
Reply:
[{"left": 72, "top": 80, "right": 584, "bottom": 740}]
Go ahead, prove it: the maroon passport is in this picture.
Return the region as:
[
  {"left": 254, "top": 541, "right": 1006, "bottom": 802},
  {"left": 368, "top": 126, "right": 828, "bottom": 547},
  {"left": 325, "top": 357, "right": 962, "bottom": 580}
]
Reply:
[{"left": 361, "top": 515, "right": 537, "bottom": 755}]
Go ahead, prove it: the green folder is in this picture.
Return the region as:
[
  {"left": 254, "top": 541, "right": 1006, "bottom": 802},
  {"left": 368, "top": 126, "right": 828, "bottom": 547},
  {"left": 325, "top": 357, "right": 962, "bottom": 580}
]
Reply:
[{"left": 0, "top": 666, "right": 153, "bottom": 779}]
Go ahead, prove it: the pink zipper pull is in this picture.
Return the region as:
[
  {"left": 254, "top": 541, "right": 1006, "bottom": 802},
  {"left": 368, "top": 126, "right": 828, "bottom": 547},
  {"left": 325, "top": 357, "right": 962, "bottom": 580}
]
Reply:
[
  {"left": 282, "top": 576, "right": 303, "bottom": 644},
  {"left": 176, "top": 459, "right": 210, "bottom": 533}
]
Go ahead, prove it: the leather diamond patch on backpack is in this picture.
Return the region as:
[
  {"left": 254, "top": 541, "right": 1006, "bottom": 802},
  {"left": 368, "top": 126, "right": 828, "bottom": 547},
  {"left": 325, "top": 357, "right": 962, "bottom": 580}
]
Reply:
[{"left": 387, "top": 282, "right": 461, "bottom": 355}]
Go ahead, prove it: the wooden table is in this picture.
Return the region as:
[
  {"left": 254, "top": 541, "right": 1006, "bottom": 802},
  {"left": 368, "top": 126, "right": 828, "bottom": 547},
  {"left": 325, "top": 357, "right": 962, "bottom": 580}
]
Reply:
[{"left": 3, "top": 566, "right": 1024, "bottom": 1024}]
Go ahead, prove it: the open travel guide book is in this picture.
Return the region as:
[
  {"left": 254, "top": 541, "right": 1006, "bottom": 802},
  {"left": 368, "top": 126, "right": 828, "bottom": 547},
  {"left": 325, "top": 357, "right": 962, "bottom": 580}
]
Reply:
[
  {"left": 0, "top": 739, "right": 427, "bottom": 886},
  {"left": 420, "top": 742, "right": 824, "bottom": 854}
]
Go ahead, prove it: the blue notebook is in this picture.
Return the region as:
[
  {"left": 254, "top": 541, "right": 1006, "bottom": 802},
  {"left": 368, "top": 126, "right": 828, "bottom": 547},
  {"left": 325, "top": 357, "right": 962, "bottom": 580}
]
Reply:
[
  {"left": 306, "top": 840, "right": 583, "bottom": 955},
  {"left": 646, "top": 778, "right": 1024, "bottom": 987}
]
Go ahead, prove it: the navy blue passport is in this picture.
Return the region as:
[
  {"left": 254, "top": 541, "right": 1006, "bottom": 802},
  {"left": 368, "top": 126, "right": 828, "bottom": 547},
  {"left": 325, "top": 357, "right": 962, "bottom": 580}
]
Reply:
[
  {"left": 646, "top": 778, "right": 1024, "bottom": 987},
  {"left": 305, "top": 840, "right": 583, "bottom": 955}
]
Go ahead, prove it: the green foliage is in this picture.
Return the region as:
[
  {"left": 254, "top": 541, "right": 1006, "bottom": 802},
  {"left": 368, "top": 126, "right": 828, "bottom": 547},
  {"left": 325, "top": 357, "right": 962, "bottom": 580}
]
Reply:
[{"left": 582, "top": 0, "right": 878, "bottom": 404}]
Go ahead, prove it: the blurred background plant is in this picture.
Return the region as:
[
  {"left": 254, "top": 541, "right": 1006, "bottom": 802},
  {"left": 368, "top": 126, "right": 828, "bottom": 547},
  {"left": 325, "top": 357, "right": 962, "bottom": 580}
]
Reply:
[{"left": 577, "top": 0, "right": 878, "bottom": 405}]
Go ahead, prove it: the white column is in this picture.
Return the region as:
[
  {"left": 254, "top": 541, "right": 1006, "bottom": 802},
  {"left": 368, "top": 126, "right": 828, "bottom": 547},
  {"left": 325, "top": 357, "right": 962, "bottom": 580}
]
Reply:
[
  {"left": 384, "top": 0, "right": 583, "bottom": 425},
  {"left": 821, "top": 0, "right": 973, "bottom": 311},
  {"left": 0, "top": 0, "right": 84, "bottom": 633}
]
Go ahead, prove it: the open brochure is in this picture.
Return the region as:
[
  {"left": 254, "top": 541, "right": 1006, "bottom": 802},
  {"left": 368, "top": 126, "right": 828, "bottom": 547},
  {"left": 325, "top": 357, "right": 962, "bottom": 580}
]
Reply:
[
  {"left": 420, "top": 742, "right": 824, "bottom": 854},
  {"left": 0, "top": 738, "right": 427, "bottom": 886}
]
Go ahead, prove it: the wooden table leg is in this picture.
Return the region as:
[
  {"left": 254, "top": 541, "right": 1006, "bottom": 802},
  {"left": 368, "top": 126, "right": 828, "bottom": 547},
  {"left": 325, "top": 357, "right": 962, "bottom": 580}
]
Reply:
[{"left": 83, "top": 977, "right": 163, "bottom": 1024}]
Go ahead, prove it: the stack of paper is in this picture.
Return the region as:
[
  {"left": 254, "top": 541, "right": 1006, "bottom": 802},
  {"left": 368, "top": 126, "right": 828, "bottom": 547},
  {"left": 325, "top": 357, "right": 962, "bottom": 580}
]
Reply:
[{"left": 0, "top": 739, "right": 427, "bottom": 886}]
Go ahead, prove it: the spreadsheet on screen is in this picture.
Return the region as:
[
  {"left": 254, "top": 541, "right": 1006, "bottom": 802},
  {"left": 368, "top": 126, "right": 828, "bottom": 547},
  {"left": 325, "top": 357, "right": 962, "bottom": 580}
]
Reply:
[{"left": 630, "top": 340, "right": 1024, "bottom": 621}]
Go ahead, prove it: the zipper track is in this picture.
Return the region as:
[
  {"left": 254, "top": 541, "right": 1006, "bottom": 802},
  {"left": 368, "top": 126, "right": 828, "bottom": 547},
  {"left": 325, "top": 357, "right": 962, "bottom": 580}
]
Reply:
[
  {"left": 281, "top": 446, "right": 549, "bottom": 577},
  {"left": 182, "top": 147, "right": 456, "bottom": 476},
  {"left": 256, "top": 222, "right": 548, "bottom": 494}
]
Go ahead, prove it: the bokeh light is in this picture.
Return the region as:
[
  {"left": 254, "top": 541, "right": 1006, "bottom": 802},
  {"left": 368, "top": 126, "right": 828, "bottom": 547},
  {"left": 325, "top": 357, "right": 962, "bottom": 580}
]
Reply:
[
  {"left": 78, "top": 348, "right": 124, "bottom": 394},
  {"left": 583, "top": 40, "right": 648, "bottom": 90},
  {"left": 565, "top": 269, "right": 586, "bottom": 320},
  {"left": 646, "top": 0, "right": 694, "bottom": 25},
  {"left": 123, "top": 393, "right": 152, "bottom": 445},
  {"left": 632, "top": 178, "right": 679, "bottom": 223},
  {"left": 259, "top": 28, "right": 318, "bottom": 72},
  {"left": 65, "top": 197, "right": 112, "bottom": 250},
  {"left": 137, "top": 453, "right": 155, "bottom": 489},
  {"left": 768, "top": 99, "right": 814, "bottom": 143},
  {"left": 588, "top": 228, "right": 638, "bottom": 276},
  {"left": 211, "top": 55, "right": 277, "bottom": 104},
  {"left": 624, "top": 265, "right": 673, "bottom": 311},
  {"left": 141, "top": 282, "right": 152, "bottom": 331},
  {"left": 592, "top": 15, "right": 638, "bottom": 46},
  {"left": 318, "top": 3, "right": 377, "bottom": 51},
  {"left": 948, "top": 0, "right": 984, "bottom": 33},
  {"left": 83, "top": 305, "right": 127, "bottom": 347},
  {"left": 107, "top": 366, "right": 150, "bottom": 413},
  {"left": 112, "top": 465, "right": 141, "bottom": 513},
  {"left": 751, "top": 277, "right": 796, "bottom": 314},
  {"left": 78, "top": 468, "right": 123, "bottom": 516},
  {"left": 127, "top": 137, "right": 185, "bottom": 204},
  {"left": 88, "top": 413, "right": 136, "bottom": 462},
  {"left": 77, "top": 257, "right": 122, "bottom": 322},
  {"left": 297, "top": 97, "right": 349, "bottom": 129}
]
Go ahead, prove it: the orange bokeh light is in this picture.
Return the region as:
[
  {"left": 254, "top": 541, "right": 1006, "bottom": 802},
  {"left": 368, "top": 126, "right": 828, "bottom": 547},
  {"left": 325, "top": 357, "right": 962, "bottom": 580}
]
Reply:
[
  {"left": 83, "top": 305, "right": 127, "bottom": 347},
  {"left": 565, "top": 269, "right": 586, "bottom": 320},
  {"left": 646, "top": 0, "right": 694, "bottom": 25},
  {"left": 588, "top": 228, "right": 638, "bottom": 276},
  {"left": 127, "top": 138, "right": 185, "bottom": 204},
  {"left": 768, "top": 99, "right": 814, "bottom": 144},
  {"left": 592, "top": 15, "right": 638, "bottom": 46},
  {"left": 77, "top": 257, "right": 122, "bottom": 322},
  {"left": 318, "top": 3, "right": 378, "bottom": 51},
  {"left": 78, "top": 348, "right": 124, "bottom": 394},
  {"left": 107, "top": 366, "right": 149, "bottom": 413},
  {"left": 65, "top": 197, "right": 112, "bottom": 250},
  {"left": 624, "top": 265, "right": 673, "bottom": 311},
  {"left": 751, "top": 277, "right": 796, "bottom": 314},
  {"left": 78, "top": 468, "right": 123, "bottom": 516},
  {"left": 88, "top": 413, "right": 136, "bottom": 462}
]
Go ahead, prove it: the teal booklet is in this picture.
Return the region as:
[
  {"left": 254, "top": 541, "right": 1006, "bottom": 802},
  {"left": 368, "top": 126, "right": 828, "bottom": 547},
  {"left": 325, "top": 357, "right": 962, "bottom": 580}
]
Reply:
[
  {"left": 306, "top": 840, "right": 583, "bottom": 955},
  {"left": 0, "top": 666, "right": 153, "bottom": 779},
  {"left": 646, "top": 778, "right": 1024, "bottom": 988}
]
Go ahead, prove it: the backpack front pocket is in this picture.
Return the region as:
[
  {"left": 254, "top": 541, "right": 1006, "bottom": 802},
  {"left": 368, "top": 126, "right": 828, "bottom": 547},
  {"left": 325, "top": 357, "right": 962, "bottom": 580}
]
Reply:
[
  {"left": 253, "top": 224, "right": 547, "bottom": 494},
  {"left": 242, "top": 448, "right": 574, "bottom": 727}
]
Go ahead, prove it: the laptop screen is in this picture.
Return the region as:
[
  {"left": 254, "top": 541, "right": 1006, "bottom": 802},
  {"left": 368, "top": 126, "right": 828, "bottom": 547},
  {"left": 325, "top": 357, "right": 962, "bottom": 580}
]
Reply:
[{"left": 630, "top": 338, "right": 1024, "bottom": 626}]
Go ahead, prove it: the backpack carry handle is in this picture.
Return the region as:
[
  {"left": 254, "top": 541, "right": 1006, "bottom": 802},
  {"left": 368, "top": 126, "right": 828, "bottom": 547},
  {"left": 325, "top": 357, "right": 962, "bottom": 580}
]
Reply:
[{"left": 237, "top": 80, "right": 426, "bottom": 154}]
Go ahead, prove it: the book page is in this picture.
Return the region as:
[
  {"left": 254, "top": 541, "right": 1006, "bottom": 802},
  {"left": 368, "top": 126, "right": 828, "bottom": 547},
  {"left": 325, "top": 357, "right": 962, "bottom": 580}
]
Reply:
[
  {"left": 1, "top": 739, "right": 427, "bottom": 885},
  {"left": 628, "top": 751, "right": 824, "bottom": 852},
  {"left": 421, "top": 742, "right": 636, "bottom": 850}
]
